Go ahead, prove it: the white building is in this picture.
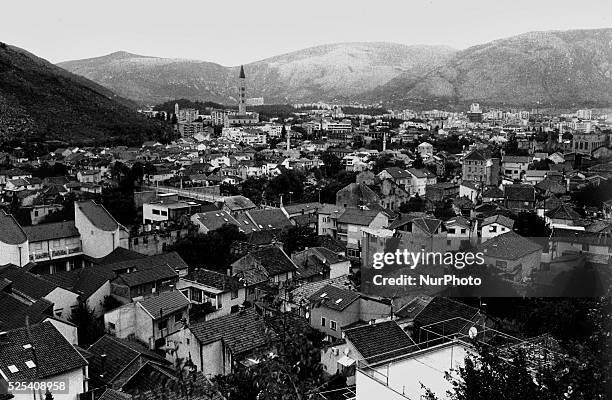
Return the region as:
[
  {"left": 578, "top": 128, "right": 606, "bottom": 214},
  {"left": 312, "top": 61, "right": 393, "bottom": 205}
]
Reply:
[{"left": 74, "top": 200, "right": 129, "bottom": 259}]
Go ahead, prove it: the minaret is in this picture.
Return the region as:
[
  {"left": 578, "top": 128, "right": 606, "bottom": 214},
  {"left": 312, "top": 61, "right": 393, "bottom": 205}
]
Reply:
[
  {"left": 238, "top": 65, "right": 246, "bottom": 115},
  {"left": 174, "top": 103, "right": 179, "bottom": 117}
]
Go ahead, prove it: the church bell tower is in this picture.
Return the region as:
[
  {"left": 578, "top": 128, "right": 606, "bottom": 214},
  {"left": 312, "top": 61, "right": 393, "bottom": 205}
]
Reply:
[{"left": 238, "top": 65, "right": 246, "bottom": 115}]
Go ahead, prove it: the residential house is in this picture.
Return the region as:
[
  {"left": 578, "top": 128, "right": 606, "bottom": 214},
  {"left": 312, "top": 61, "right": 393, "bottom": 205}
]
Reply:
[
  {"left": 308, "top": 284, "right": 391, "bottom": 341},
  {"left": 222, "top": 195, "right": 257, "bottom": 217},
  {"left": 501, "top": 155, "right": 531, "bottom": 180},
  {"left": 317, "top": 204, "right": 344, "bottom": 238},
  {"left": 462, "top": 150, "right": 499, "bottom": 185},
  {"left": 0, "top": 210, "right": 29, "bottom": 267},
  {"left": 480, "top": 214, "right": 515, "bottom": 242},
  {"left": 104, "top": 290, "right": 190, "bottom": 350},
  {"left": 291, "top": 247, "right": 351, "bottom": 283},
  {"left": 377, "top": 167, "right": 411, "bottom": 191},
  {"left": 165, "top": 308, "right": 272, "bottom": 377},
  {"left": 407, "top": 168, "right": 436, "bottom": 196},
  {"left": 191, "top": 210, "right": 239, "bottom": 234},
  {"left": 142, "top": 200, "right": 201, "bottom": 224},
  {"left": 177, "top": 269, "right": 246, "bottom": 320},
  {"left": 478, "top": 231, "right": 543, "bottom": 282},
  {"left": 504, "top": 184, "right": 536, "bottom": 213},
  {"left": 0, "top": 265, "right": 79, "bottom": 321},
  {"left": 231, "top": 245, "right": 297, "bottom": 300},
  {"left": 0, "top": 321, "right": 88, "bottom": 400},
  {"left": 76, "top": 169, "right": 103, "bottom": 183},
  {"left": 336, "top": 183, "right": 380, "bottom": 209},
  {"left": 545, "top": 204, "right": 582, "bottom": 227},
  {"left": 85, "top": 335, "right": 172, "bottom": 391},
  {"left": 22, "top": 221, "right": 83, "bottom": 275},
  {"left": 337, "top": 208, "right": 389, "bottom": 259},
  {"left": 42, "top": 267, "right": 112, "bottom": 316},
  {"left": 459, "top": 181, "right": 480, "bottom": 202},
  {"left": 75, "top": 200, "right": 129, "bottom": 259}
]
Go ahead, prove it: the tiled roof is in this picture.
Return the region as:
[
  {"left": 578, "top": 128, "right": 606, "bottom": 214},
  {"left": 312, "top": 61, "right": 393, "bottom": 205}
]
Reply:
[
  {"left": 189, "top": 308, "right": 270, "bottom": 356},
  {"left": 545, "top": 204, "right": 581, "bottom": 220},
  {"left": 42, "top": 267, "right": 111, "bottom": 299},
  {"left": 482, "top": 214, "right": 515, "bottom": 229},
  {"left": 445, "top": 216, "right": 470, "bottom": 228},
  {"left": 394, "top": 295, "right": 433, "bottom": 319},
  {"left": 99, "top": 389, "right": 132, "bottom": 400},
  {"left": 309, "top": 284, "right": 360, "bottom": 311},
  {"left": 382, "top": 167, "right": 410, "bottom": 179},
  {"left": 478, "top": 231, "right": 542, "bottom": 260},
  {"left": 502, "top": 155, "right": 531, "bottom": 163},
  {"left": 99, "top": 252, "right": 188, "bottom": 276},
  {"left": 113, "top": 264, "right": 178, "bottom": 288},
  {"left": 137, "top": 290, "right": 190, "bottom": 318},
  {"left": 282, "top": 202, "right": 322, "bottom": 215},
  {"left": 194, "top": 210, "right": 239, "bottom": 231},
  {"left": 0, "top": 321, "right": 87, "bottom": 380},
  {"left": 22, "top": 221, "right": 79, "bottom": 242},
  {"left": 248, "top": 246, "right": 297, "bottom": 276},
  {"left": 412, "top": 217, "right": 442, "bottom": 235},
  {"left": 0, "top": 265, "right": 58, "bottom": 299},
  {"left": 0, "top": 211, "right": 27, "bottom": 245},
  {"left": 87, "top": 335, "right": 168, "bottom": 385},
  {"left": 337, "top": 208, "right": 381, "bottom": 225},
  {"left": 0, "top": 292, "right": 52, "bottom": 331},
  {"left": 344, "top": 320, "right": 419, "bottom": 364},
  {"left": 77, "top": 200, "right": 119, "bottom": 231},
  {"left": 413, "top": 297, "right": 480, "bottom": 335},
  {"left": 246, "top": 208, "right": 292, "bottom": 230},
  {"left": 185, "top": 269, "right": 242, "bottom": 292},
  {"left": 464, "top": 150, "right": 487, "bottom": 161},
  {"left": 224, "top": 195, "right": 256, "bottom": 211},
  {"left": 406, "top": 168, "right": 428, "bottom": 178},
  {"left": 482, "top": 186, "right": 504, "bottom": 198},
  {"left": 504, "top": 184, "right": 535, "bottom": 202},
  {"left": 289, "top": 275, "right": 353, "bottom": 305}
]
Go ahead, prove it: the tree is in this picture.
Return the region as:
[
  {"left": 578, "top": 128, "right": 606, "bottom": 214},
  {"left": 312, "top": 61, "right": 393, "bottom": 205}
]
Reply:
[
  {"left": 320, "top": 151, "right": 342, "bottom": 178},
  {"left": 399, "top": 194, "right": 426, "bottom": 213},
  {"left": 69, "top": 301, "right": 104, "bottom": 346},
  {"left": 280, "top": 225, "right": 320, "bottom": 255}
]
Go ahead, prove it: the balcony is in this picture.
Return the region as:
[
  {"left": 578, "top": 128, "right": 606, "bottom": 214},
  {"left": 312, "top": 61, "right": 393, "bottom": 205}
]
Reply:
[{"left": 30, "top": 246, "right": 82, "bottom": 262}]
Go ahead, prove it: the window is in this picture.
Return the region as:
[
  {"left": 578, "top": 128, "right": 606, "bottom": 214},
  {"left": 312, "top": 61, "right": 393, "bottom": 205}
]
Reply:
[
  {"left": 447, "top": 228, "right": 455, "bottom": 234},
  {"left": 191, "top": 288, "right": 203, "bottom": 303},
  {"left": 158, "top": 319, "right": 168, "bottom": 331},
  {"left": 152, "top": 209, "right": 160, "bottom": 215},
  {"left": 231, "top": 290, "right": 238, "bottom": 299},
  {"left": 581, "top": 243, "right": 589, "bottom": 251},
  {"left": 489, "top": 226, "right": 497, "bottom": 233},
  {"left": 460, "top": 229, "right": 466, "bottom": 234},
  {"left": 133, "top": 238, "right": 139, "bottom": 245},
  {"left": 217, "top": 296, "right": 222, "bottom": 309},
  {"left": 161, "top": 210, "right": 168, "bottom": 216},
  {"left": 330, "top": 320, "right": 337, "bottom": 331},
  {"left": 321, "top": 317, "right": 326, "bottom": 327},
  {"left": 108, "top": 322, "right": 116, "bottom": 330}
]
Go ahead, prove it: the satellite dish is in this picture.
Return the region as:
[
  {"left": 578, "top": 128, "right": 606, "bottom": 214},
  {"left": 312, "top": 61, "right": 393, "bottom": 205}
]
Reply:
[{"left": 468, "top": 326, "right": 478, "bottom": 339}]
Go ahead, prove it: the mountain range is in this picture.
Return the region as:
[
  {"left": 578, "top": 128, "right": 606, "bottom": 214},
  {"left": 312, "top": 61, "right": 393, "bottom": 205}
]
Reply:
[
  {"left": 57, "top": 28, "right": 612, "bottom": 109},
  {"left": 0, "top": 43, "right": 170, "bottom": 145}
]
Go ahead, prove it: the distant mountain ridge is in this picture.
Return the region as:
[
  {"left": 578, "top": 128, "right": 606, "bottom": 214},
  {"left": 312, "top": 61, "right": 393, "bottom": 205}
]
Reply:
[
  {"left": 57, "top": 43, "right": 456, "bottom": 105},
  {"left": 366, "top": 28, "right": 612, "bottom": 109},
  {"left": 0, "top": 43, "right": 170, "bottom": 145},
  {"left": 57, "top": 28, "right": 612, "bottom": 109}
]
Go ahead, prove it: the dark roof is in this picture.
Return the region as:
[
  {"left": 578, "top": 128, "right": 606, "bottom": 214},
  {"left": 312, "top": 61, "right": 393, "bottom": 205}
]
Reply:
[
  {"left": 87, "top": 335, "right": 168, "bottom": 384},
  {"left": 194, "top": 210, "right": 239, "bottom": 231},
  {"left": 309, "top": 284, "right": 360, "bottom": 311},
  {"left": 42, "top": 267, "right": 110, "bottom": 300},
  {"left": 344, "top": 320, "right": 419, "bottom": 364},
  {"left": 98, "top": 252, "right": 188, "bottom": 275},
  {"left": 337, "top": 208, "right": 382, "bottom": 225},
  {"left": 113, "top": 264, "right": 178, "bottom": 288},
  {"left": 246, "top": 208, "right": 292, "bottom": 230},
  {"left": 395, "top": 296, "right": 432, "bottom": 319},
  {"left": 482, "top": 214, "right": 515, "bottom": 228},
  {"left": 412, "top": 217, "right": 442, "bottom": 235},
  {"left": 464, "top": 150, "right": 487, "bottom": 161},
  {"left": 0, "top": 321, "right": 87, "bottom": 380},
  {"left": 224, "top": 196, "right": 256, "bottom": 211},
  {"left": 22, "top": 221, "right": 79, "bottom": 242},
  {"left": 185, "top": 269, "right": 242, "bottom": 292},
  {"left": 248, "top": 246, "right": 297, "bottom": 276},
  {"left": 504, "top": 184, "right": 535, "bottom": 202},
  {"left": 545, "top": 204, "right": 581, "bottom": 220},
  {"left": 137, "top": 291, "right": 190, "bottom": 318},
  {"left": 478, "top": 231, "right": 542, "bottom": 260},
  {"left": 89, "top": 247, "right": 147, "bottom": 266},
  {"left": 382, "top": 167, "right": 410, "bottom": 179},
  {"left": 413, "top": 297, "right": 480, "bottom": 335},
  {"left": 76, "top": 200, "right": 119, "bottom": 231},
  {"left": 98, "top": 389, "right": 132, "bottom": 400},
  {"left": 0, "top": 293, "right": 52, "bottom": 331},
  {"left": 482, "top": 186, "right": 504, "bottom": 198},
  {"left": 189, "top": 308, "right": 270, "bottom": 356},
  {"left": 0, "top": 265, "right": 59, "bottom": 299},
  {"left": 0, "top": 211, "right": 27, "bottom": 245}
]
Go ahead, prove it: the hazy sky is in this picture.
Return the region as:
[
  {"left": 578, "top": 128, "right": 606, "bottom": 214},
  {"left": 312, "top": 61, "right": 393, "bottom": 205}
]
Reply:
[{"left": 2, "top": 0, "right": 610, "bottom": 66}]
